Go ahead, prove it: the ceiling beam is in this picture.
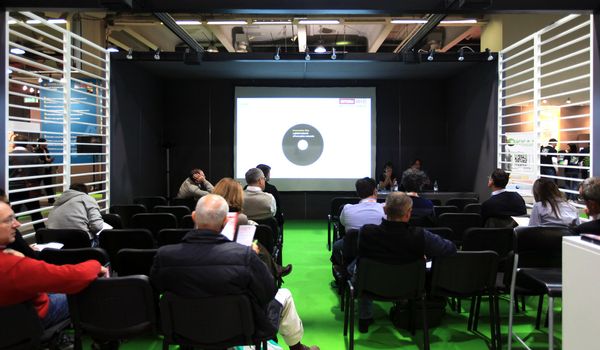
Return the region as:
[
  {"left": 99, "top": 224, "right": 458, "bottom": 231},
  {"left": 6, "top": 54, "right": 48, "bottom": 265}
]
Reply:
[
  {"left": 107, "top": 36, "right": 131, "bottom": 50},
  {"left": 207, "top": 26, "right": 236, "bottom": 52},
  {"left": 367, "top": 22, "right": 394, "bottom": 53},
  {"left": 121, "top": 27, "right": 158, "bottom": 50},
  {"left": 439, "top": 26, "right": 480, "bottom": 52},
  {"left": 297, "top": 25, "right": 307, "bottom": 52},
  {"left": 154, "top": 12, "right": 204, "bottom": 52},
  {"left": 396, "top": 13, "right": 446, "bottom": 53}
]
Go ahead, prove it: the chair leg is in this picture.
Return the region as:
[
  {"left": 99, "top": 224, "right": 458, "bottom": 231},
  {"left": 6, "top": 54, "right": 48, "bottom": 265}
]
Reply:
[
  {"left": 409, "top": 300, "right": 417, "bottom": 335},
  {"left": 343, "top": 289, "right": 350, "bottom": 336},
  {"left": 421, "top": 296, "right": 430, "bottom": 350},
  {"left": 535, "top": 295, "right": 544, "bottom": 329},
  {"left": 327, "top": 220, "right": 331, "bottom": 251},
  {"left": 73, "top": 330, "right": 82, "bottom": 350},
  {"left": 162, "top": 339, "right": 169, "bottom": 350},
  {"left": 521, "top": 295, "right": 526, "bottom": 312},
  {"left": 488, "top": 293, "right": 497, "bottom": 350},
  {"left": 349, "top": 294, "right": 355, "bottom": 350},
  {"left": 468, "top": 296, "right": 476, "bottom": 331},
  {"left": 494, "top": 294, "right": 502, "bottom": 350},
  {"left": 548, "top": 297, "right": 554, "bottom": 350},
  {"left": 473, "top": 295, "right": 482, "bottom": 331}
]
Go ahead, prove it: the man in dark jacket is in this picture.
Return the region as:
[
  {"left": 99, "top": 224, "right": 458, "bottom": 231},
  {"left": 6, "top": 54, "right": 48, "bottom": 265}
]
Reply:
[
  {"left": 354, "top": 192, "right": 456, "bottom": 333},
  {"left": 150, "top": 194, "right": 318, "bottom": 350},
  {"left": 574, "top": 177, "right": 600, "bottom": 234},
  {"left": 481, "top": 168, "right": 527, "bottom": 225}
]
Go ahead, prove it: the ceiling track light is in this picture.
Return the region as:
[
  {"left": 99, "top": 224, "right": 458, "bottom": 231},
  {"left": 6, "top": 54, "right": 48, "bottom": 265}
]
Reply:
[
  {"left": 485, "top": 48, "right": 493, "bottom": 61},
  {"left": 126, "top": 48, "right": 133, "bottom": 60},
  {"left": 457, "top": 46, "right": 475, "bottom": 62},
  {"left": 305, "top": 48, "right": 311, "bottom": 61},
  {"left": 274, "top": 46, "right": 281, "bottom": 60},
  {"left": 331, "top": 47, "right": 336, "bottom": 60},
  {"left": 566, "top": 97, "right": 572, "bottom": 104},
  {"left": 154, "top": 48, "right": 161, "bottom": 60},
  {"left": 207, "top": 42, "right": 218, "bottom": 53},
  {"left": 427, "top": 49, "right": 434, "bottom": 61}
]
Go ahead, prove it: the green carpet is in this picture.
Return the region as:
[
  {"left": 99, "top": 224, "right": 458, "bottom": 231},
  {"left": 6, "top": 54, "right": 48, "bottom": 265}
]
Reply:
[{"left": 83, "top": 220, "right": 562, "bottom": 349}]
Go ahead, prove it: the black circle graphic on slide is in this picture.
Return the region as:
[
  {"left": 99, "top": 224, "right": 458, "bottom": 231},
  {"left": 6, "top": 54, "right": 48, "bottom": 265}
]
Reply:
[{"left": 281, "top": 124, "right": 324, "bottom": 166}]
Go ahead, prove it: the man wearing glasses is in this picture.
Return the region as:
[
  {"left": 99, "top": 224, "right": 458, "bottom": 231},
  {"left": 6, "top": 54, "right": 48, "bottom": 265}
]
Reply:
[
  {"left": 574, "top": 177, "right": 600, "bottom": 234},
  {"left": 243, "top": 168, "right": 277, "bottom": 221}
]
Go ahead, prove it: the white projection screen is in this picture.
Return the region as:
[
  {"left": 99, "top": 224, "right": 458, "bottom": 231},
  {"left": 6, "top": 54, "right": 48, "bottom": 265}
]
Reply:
[{"left": 235, "top": 87, "right": 376, "bottom": 191}]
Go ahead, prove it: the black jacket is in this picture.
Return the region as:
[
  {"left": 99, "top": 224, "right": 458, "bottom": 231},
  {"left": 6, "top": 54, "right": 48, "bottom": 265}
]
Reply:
[
  {"left": 573, "top": 219, "right": 600, "bottom": 234},
  {"left": 150, "top": 229, "right": 278, "bottom": 337},
  {"left": 481, "top": 191, "right": 527, "bottom": 222}
]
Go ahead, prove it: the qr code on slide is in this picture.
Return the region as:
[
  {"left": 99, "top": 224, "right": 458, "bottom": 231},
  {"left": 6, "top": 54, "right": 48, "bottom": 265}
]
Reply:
[{"left": 514, "top": 154, "right": 528, "bottom": 164}]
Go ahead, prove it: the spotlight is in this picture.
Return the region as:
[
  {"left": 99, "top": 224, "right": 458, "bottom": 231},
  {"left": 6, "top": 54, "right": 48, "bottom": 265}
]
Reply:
[
  {"left": 314, "top": 44, "right": 326, "bottom": 54},
  {"left": 305, "top": 49, "right": 311, "bottom": 61},
  {"left": 458, "top": 48, "right": 465, "bottom": 61},
  {"left": 566, "top": 97, "right": 572, "bottom": 104},
  {"left": 29, "top": 87, "right": 34, "bottom": 93},
  {"left": 10, "top": 48, "right": 25, "bottom": 55},
  {"left": 154, "top": 48, "right": 161, "bottom": 60},
  {"left": 106, "top": 46, "right": 119, "bottom": 53},
  {"left": 331, "top": 47, "right": 336, "bottom": 60},
  {"left": 427, "top": 49, "right": 434, "bottom": 61},
  {"left": 485, "top": 48, "right": 493, "bottom": 61},
  {"left": 48, "top": 77, "right": 53, "bottom": 83},
  {"left": 126, "top": 48, "right": 133, "bottom": 60},
  {"left": 274, "top": 47, "right": 280, "bottom": 60},
  {"left": 22, "top": 85, "right": 28, "bottom": 91},
  {"left": 542, "top": 99, "right": 548, "bottom": 104},
  {"left": 206, "top": 42, "right": 218, "bottom": 53},
  {"left": 38, "top": 77, "right": 43, "bottom": 83}
]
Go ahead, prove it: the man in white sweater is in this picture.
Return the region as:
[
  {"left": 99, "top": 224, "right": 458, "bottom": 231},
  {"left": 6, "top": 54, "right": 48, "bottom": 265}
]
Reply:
[{"left": 243, "top": 168, "right": 276, "bottom": 221}]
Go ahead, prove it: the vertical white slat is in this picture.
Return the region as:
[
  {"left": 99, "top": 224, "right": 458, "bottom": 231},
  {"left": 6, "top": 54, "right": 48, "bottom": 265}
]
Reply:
[
  {"left": 533, "top": 32, "right": 541, "bottom": 179},
  {"left": 63, "top": 31, "right": 71, "bottom": 190}
]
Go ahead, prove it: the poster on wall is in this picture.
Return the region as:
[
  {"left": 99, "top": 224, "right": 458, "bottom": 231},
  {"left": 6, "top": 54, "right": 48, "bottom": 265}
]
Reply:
[{"left": 505, "top": 132, "right": 535, "bottom": 175}]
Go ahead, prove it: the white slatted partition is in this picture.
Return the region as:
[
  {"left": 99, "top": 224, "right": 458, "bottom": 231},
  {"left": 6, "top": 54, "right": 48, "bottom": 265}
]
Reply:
[
  {"left": 5, "top": 11, "right": 110, "bottom": 232},
  {"left": 498, "top": 14, "right": 594, "bottom": 206}
]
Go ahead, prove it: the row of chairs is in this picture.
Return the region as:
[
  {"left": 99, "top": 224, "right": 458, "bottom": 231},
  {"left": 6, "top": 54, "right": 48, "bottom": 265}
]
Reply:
[
  {"left": 0, "top": 276, "right": 272, "bottom": 350},
  {"left": 108, "top": 206, "right": 194, "bottom": 230},
  {"left": 132, "top": 196, "right": 196, "bottom": 212}
]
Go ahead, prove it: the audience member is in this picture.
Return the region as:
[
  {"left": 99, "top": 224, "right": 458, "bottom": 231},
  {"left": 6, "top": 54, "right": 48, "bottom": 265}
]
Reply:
[
  {"left": 378, "top": 161, "right": 397, "bottom": 191},
  {"left": 354, "top": 192, "right": 456, "bottom": 332},
  {"left": 565, "top": 143, "right": 580, "bottom": 199},
  {"left": 401, "top": 168, "right": 434, "bottom": 222},
  {"left": 540, "top": 138, "right": 558, "bottom": 178},
  {"left": 46, "top": 183, "right": 105, "bottom": 242},
  {"left": 150, "top": 194, "right": 318, "bottom": 350},
  {"left": 9, "top": 135, "right": 45, "bottom": 231},
  {"left": 574, "top": 177, "right": 600, "bottom": 234},
  {"left": 401, "top": 158, "right": 430, "bottom": 190},
  {"left": 176, "top": 168, "right": 214, "bottom": 201},
  {"left": 243, "top": 168, "right": 276, "bottom": 220},
  {"left": 481, "top": 169, "right": 526, "bottom": 226},
  {"left": 0, "top": 190, "right": 39, "bottom": 258},
  {"left": 257, "top": 164, "right": 284, "bottom": 227},
  {"left": 528, "top": 178, "right": 579, "bottom": 227},
  {"left": 0, "top": 200, "right": 108, "bottom": 330},
  {"left": 35, "top": 138, "right": 56, "bottom": 204}
]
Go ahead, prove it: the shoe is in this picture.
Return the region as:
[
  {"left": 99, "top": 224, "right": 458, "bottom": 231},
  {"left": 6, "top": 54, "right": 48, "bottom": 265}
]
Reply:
[
  {"left": 280, "top": 264, "right": 293, "bottom": 277},
  {"left": 358, "top": 318, "right": 374, "bottom": 333}
]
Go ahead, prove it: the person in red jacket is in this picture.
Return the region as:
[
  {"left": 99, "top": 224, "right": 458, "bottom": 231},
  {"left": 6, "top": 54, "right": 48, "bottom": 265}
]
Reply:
[{"left": 0, "top": 200, "right": 108, "bottom": 328}]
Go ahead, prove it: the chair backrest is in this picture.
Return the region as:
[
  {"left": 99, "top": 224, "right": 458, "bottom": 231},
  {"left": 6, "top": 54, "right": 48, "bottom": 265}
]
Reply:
[
  {"left": 98, "top": 229, "right": 155, "bottom": 264},
  {"left": 514, "top": 226, "right": 575, "bottom": 268},
  {"left": 355, "top": 258, "right": 426, "bottom": 300},
  {"left": 330, "top": 197, "right": 360, "bottom": 218},
  {"left": 342, "top": 229, "right": 359, "bottom": 266},
  {"left": 433, "top": 205, "right": 459, "bottom": 217},
  {"left": 445, "top": 198, "right": 479, "bottom": 210},
  {"left": 68, "top": 275, "right": 157, "bottom": 341},
  {"left": 115, "top": 249, "right": 158, "bottom": 276},
  {"left": 180, "top": 214, "right": 195, "bottom": 229},
  {"left": 437, "top": 213, "right": 483, "bottom": 244},
  {"left": 254, "top": 217, "right": 280, "bottom": 242},
  {"left": 423, "top": 227, "right": 454, "bottom": 242},
  {"left": 35, "top": 228, "right": 91, "bottom": 249},
  {"left": 170, "top": 197, "right": 197, "bottom": 211},
  {"left": 130, "top": 213, "right": 178, "bottom": 238},
  {"left": 430, "top": 251, "right": 499, "bottom": 296},
  {"left": 408, "top": 215, "right": 435, "bottom": 227},
  {"left": 157, "top": 229, "right": 190, "bottom": 247},
  {"left": 133, "top": 196, "right": 167, "bottom": 211},
  {"left": 153, "top": 205, "right": 191, "bottom": 222},
  {"left": 0, "top": 302, "right": 43, "bottom": 349},
  {"left": 39, "top": 248, "right": 109, "bottom": 266},
  {"left": 462, "top": 227, "right": 514, "bottom": 259},
  {"left": 429, "top": 199, "right": 442, "bottom": 206},
  {"left": 254, "top": 225, "right": 275, "bottom": 255},
  {"left": 160, "top": 293, "right": 270, "bottom": 348},
  {"left": 109, "top": 205, "right": 147, "bottom": 228},
  {"left": 101, "top": 213, "right": 123, "bottom": 229},
  {"left": 463, "top": 203, "right": 482, "bottom": 214}
]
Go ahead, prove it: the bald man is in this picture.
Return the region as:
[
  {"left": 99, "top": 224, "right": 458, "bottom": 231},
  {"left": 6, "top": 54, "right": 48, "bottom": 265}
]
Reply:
[{"left": 150, "top": 194, "right": 318, "bottom": 350}]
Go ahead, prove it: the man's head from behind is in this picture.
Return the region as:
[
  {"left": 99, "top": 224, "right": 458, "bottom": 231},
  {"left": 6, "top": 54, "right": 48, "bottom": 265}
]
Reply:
[
  {"left": 0, "top": 201, "right": 20, "bottom": 246},
  {"left": 384, "top": 192, "right": 413, "bottom": 222},
  {"left": 355, "top": 177, "right": 377, "bottom": 199},
  {"left": 70, "top": 183, "right": 89, "bottom": 194},
  {"left": 401, "top": 169, "right": 424, "bottom": 192},
  {"left": 192, "top": 194, "right": 229, "bottom": 232},
  {"left": 580, "top": 177, "right": 600, "bottom": 218},
  {"left": 245, "top": 168, "right": 266, "bottom": 189},
  {"left": 488, "top": 168, "right": 510, "bottom": 190},
  {"left": 256, "top": 164, "right": 271, "bottom": 181}
]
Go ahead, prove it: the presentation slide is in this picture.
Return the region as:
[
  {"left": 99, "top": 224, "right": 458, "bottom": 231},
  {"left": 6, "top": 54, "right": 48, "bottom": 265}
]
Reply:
[{"left": 235, "top": 87, "right": 376, "bottom": 191}]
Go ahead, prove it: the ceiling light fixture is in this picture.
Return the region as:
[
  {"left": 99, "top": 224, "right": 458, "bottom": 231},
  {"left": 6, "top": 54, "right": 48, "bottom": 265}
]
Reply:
[
  {"left": 38, "top": 77, "right": 43, "bottom": 83},
  {"left": 314, "top": 44, "right": 326, "bottom": 54},
  {"left": 25, "top": 19, "right": 42, "bottom": 24},
  {"left": 29, "top": 87, "right": 35, "bottom": 93},
  {"left": 305, "top": 49, "right": 311, "bottom": 61},
  {"left": 10, "top": 48, "right": 26, "bottom": 55},
  {"left": 485, "top": 48, "right": 494, "bottom": 61},
  {"left": 542, "top": 99, "right": 548, "bottom": 104},
  {"left": 48, "top": 19, "right": 67, "bottom": 24},
  {"left": 390, "top": 19, "right": 428, "bottom": 24},
  {"left": 175, "top": 20, "right": 202, "bottom": 25},
  {"left": 458, "top": 46, "right": 475, "bottom": 61},
  {"left": 331, "top": 47, "right": 336, "bottom": 60},
  {"left": 7, "top": 68, "right": 13, "bottom": 74},
  {"left": 427, "top": 49, "right": 434, "bottom": 61},
  {"left": 154, "top": 48, "right": 161, "bottom": 60},
  {"left": 206, "top": 42, "right": 218, "bottom": 53},
  {"left": 22, "top": 85, "right": 28, "bottom": 91},
  {"left": 126, "top": 48, "right": 133, "bottom": 60},
  {"left": 106, "top": 46, "right": 119, "bottom": 53},
  {"left": 440, "top": 19, "right": 478, "bottom": 24},
  {"left": 274, "top": 47, "right": 281, "bottom": 60},
  {"left": 253, "top": 20, "right": 292, "bottom": 25},
  {"left": 298, "top": 19, "right": 340, "bottom": 25},
  {"left": 566, "top": 97, "right": 572, "bottom": 104},
  {"left": 8, "top": 19, "right": 17, "bottom": 25},
  {"left": 206, "top": 20, "right": 248, "bottom": 25}
]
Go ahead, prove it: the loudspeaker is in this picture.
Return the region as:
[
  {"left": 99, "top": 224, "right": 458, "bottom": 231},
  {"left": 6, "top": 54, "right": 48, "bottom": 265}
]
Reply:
[{"left": 76, "top": 136, "right": 102, "bottom": 154}]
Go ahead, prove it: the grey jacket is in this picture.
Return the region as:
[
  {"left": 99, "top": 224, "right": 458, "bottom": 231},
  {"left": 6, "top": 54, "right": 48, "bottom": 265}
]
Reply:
[
  {"left": 176, "top": 178, "right": 214, "bottom": 200},
  {"left": 46, "top": 189, "right": 104, "bottom": 239}
]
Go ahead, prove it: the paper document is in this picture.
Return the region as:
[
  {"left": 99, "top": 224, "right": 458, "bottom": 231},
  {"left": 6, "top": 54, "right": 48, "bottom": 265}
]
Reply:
[
  {"left": 511, "top": 216, "right": 530, "bottom": 227},
  {"left": 220, "top": 212, "right": 239, "bottom": 241},
  {"left": 236, "top": 225, "right": 256, "bottom": 247},
  {"left": 32, "top": 242, "right": 64, "bottom": 251}
]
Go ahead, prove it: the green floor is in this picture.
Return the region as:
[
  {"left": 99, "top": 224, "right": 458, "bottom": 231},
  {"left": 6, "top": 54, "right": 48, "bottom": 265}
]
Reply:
[{"left": 84, "top": 220, "right": 562, "bottom": 349}]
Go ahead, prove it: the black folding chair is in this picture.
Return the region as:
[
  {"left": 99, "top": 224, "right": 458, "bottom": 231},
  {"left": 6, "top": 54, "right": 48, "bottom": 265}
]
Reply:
[
  {"left": 153, "top": 206, "right": 191, "bottom": 226},
  {"left": 254, "top": 224, "right": 275, "bottom": 255},
  {"left": 344, "top": 258, "right": 429, "bottom": 350},
  {"left": 464, "top": 203, "right": 482, "bottom": 214},
  {"left": 437, "top": 213, "right": 482, "bottom": 246},
  {"left": 35, "top": 228, "right": 91, "bottom": 249},
  {"left": 433, "top": 205, "right": 459, "bottom": 217},
  {"left": 327, "top": 197, "right": 360, "bottom": 251},
  {"left": 157, "top": 229, "right": 190, "bottom": 247},
  {"left": 133, "top": 196, "right": 167, "bottom": 211},
  {"left": 446, "top": 198, "right": 479, "bottom": 211},
  {"left": 130, "top": 213, "right": 178, "bottom": 238},
  {"left": 160, "top": 293, "right": 273, "bottom": 350},
  {"left": 423, "top": 227, "right": 454, "bottom": 242},
  {"left": 430, "top": 251, "right": 500, "bottom": 350},
  {"left": 109, "top": 204, "right": 147, "bottom": 228},
  {"left": 115, "top": 249, "right": 158, "bottom": 276},
  {"left": 101, "top": 213, "right": 123, "bottom": 229},
  {"left": 39, "top": 247, "right": 110, "bottom": 266},
  {"left": 180, "top": 214, "right": 195, "bottom": 229},
  {"left": 98, "top": 229, "right": 155, "bottom": 267},
  {"left": 170, "top": 197, "right": 197, "bottom": 211},
  {"left": 68, "top": 275, "right": 158, "bottom": 350}
]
